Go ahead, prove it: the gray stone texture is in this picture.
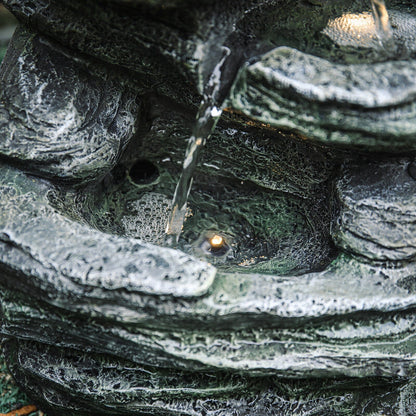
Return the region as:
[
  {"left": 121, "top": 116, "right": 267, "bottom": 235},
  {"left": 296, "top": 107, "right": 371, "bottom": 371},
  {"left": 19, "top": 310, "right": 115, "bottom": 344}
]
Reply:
[
  {"left": 0, "top": 0, "right": 416, "bottom": 415},
  {"left": 334, "top": 159, "right": 416, "bottom": 262}
]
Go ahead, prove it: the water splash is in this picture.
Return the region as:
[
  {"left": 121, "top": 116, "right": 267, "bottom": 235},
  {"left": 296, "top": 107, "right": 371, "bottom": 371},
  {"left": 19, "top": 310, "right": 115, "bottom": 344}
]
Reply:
[
  {"left": 165, "top": 47, "right": 240, "bottom": 243},
  {"left": 371, "top": 0, "right": 395, "bottom": 51}
]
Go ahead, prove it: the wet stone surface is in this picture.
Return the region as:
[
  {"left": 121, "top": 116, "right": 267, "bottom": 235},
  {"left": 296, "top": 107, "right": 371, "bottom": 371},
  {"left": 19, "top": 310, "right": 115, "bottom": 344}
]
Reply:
[{"left": 1, "top": 0, "right": 416, "bottom": 415}]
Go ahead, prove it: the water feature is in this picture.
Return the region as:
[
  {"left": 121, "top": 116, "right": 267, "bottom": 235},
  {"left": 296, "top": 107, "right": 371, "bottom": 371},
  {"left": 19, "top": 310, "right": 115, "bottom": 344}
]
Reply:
[
  {"left": 5, "top": 1, "right": 416, "bottom": 415},
  {"left": 165, "top": 47, "right": 242, "bottom": 243},
  {"left": 165, "top": 0, "right": 396, "bottom": 245}
]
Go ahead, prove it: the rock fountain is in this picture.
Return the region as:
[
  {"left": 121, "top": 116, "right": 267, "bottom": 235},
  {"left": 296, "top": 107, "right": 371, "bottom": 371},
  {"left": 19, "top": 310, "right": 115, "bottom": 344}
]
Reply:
[{"left": 1, "top": 0, "right": 416, "bottom": 414}]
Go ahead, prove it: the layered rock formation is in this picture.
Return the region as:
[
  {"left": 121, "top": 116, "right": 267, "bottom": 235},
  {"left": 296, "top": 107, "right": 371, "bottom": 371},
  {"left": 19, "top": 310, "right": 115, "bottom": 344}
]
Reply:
[{"left": 1, "top": 0, "right": 416, "bottom": 415}]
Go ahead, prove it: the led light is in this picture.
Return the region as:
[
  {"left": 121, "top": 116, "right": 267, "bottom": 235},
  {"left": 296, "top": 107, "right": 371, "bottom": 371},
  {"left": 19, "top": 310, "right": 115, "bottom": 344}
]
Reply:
[{"left": 210, "top": 235, "right": 224, "bottom": 248}]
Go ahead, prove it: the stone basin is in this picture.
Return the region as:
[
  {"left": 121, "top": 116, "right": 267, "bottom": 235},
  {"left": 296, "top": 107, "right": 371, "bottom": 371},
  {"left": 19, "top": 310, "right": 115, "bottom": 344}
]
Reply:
[{"left": 1, "top": 0, "right": 416, "bottom": 415}]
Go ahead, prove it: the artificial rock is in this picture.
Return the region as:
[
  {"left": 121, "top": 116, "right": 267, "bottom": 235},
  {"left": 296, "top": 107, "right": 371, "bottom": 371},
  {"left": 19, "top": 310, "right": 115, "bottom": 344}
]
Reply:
[{"left": 1, "top": 0, "right": 416, "bottom": 415}]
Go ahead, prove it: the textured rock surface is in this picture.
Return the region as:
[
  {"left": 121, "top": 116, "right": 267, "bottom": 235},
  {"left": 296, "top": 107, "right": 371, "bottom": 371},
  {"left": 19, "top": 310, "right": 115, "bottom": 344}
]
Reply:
[
  {"left": 2, "top": 154, "right": 416, "bottom": 413},
  {"left": 4, "top": 339, "right": 416, "bottom": 416},
  {"left": 1, "top": 0, "right": 416, "bottom": 415},
  {"left": 229, "top": 46, "right": 416, "bottom": 150},
  {"left": 46, "top": 99, "right": 337, "bottom": 275},
  {"left": 5, "top": 0, "right": 416, "bottom": 152},
  {"left": 333, "top": 159, "right": 416, "bottom": 262},
  {"left": 0, "top": 27, "right": 138, "bottom": 183},
  {"left": 2, "top": 0, "right": 260, "bottom": 105}
]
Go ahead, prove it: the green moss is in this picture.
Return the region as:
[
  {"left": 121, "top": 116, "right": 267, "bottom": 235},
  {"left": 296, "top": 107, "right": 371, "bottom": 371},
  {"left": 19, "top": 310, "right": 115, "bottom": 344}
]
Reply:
[
  {"left": 0, "top": 351, "right": 45, "bottom": 415},
  {"left": 0, "top": 356, "right": 29, "bottom": 412}
]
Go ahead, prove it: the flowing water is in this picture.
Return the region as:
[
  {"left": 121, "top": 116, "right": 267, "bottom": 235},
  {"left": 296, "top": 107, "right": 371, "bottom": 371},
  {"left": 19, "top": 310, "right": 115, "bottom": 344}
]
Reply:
[
  {"left": 165, "top": 1, "right": 395, "bottom": 244},
  {"left": 165, "top": 47, "right": 242, "bottom": 243},
  {"left": 371, "top": 0, "right": 395, "bottom": 51}
]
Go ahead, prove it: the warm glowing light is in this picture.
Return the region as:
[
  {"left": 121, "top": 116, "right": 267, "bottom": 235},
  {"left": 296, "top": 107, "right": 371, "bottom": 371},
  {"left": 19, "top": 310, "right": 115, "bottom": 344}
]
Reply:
[
  {"left": 323, "top": 12, "right": 378, "bottom": 48},
  {"left": 345, "top": 13, "right": 375, "bottom": 31},
  {"left": 210, "top": 235, "right": 224, "bottom": 248}
]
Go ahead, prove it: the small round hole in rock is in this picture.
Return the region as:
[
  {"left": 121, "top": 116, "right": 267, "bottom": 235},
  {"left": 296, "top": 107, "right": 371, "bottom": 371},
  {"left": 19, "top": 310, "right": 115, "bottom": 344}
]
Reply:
[{"left": 129, "top": 160, "right": 159, "bottom": 185}]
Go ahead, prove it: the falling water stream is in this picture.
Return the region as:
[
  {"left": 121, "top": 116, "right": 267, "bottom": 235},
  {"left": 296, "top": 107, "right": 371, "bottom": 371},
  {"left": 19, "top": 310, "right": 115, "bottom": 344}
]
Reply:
[
  {"left": 165, "top": 46, "right": 242, "bottom": 244},
  {"left": 165, "top": 1, "right": 395, "bottom": 244},
  {"left": 371, "top": 0, "right": 395, "bottom": 50}
]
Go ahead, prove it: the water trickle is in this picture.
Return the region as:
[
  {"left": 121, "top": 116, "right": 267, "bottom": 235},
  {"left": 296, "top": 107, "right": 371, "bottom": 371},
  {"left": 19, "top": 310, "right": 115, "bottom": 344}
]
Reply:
[
  {"left": 371, "top": 0, "right": 395, "bottom": 51},
  {"left": 165, "top": 47, "right": 242, "bottom": 243}
]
